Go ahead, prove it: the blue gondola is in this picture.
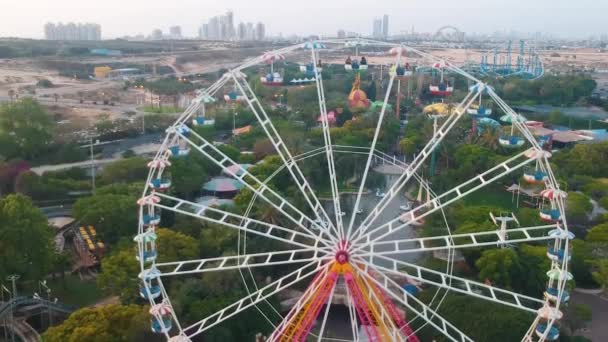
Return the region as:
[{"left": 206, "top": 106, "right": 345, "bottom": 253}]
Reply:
[
  {"left": 545, "top": 286, "right": 570, "bottom": 303},
  {"left": 523, "top": 166, "right": 548, "bottom": 183},
  {"left": 140, "top": 285, "right": 161, "bottom": 300},
  {"left": 535, "top": 323, "right": 559, "bottom": 340},
  {"left": 142, "top": 214, "right": 161, "bottom": 226},
  {"left": 168, "top": 145, "right": 190, "bottom": 157},
  {"left": 150, "top": 178, "right": 171, "bottom": 191},
  {"left": 499, "top": 135, "right": 525, "bottom": 148},
  {"left": 547, "top": 245, "right": 570, "bottom": 262},
  {"left": 151, "top": 317, "right": 172, "bottom": 333},
  {"left": 540, "top": 208, "right": 561, "bottom": 222}
]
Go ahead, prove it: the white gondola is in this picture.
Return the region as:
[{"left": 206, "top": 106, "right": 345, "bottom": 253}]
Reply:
[{"left": 429, "top": 61, "right": 453, "bottom": 96}]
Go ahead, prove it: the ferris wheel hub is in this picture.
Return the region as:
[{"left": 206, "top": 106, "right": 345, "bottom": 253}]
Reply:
[{"left": 335, "top": 250, "right": 350, "bottom": 264}]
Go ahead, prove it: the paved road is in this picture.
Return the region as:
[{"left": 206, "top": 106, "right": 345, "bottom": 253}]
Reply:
[{"left": 571, "top": 290, "right": 608, "bottom": 341}]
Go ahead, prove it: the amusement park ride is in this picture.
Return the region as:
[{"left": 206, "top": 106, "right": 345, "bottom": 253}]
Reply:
[
  {"left": 136, "top": 39, "right": 571, "bottom": 342},
  {"left": 478, "top": 40, "right": 544, "bottom": 80}
]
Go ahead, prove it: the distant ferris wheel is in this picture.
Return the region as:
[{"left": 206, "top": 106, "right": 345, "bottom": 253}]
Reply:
[{"left": 135, "top": 39, "right": 571, "bottom": 342}]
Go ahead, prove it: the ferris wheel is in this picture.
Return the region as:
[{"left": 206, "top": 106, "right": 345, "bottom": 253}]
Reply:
[{"left": 136, "top": 39, "right": 572, "bottom": 342}]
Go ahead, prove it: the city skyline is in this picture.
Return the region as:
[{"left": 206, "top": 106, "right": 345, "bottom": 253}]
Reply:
[{"left": 1, "top": 0, "right": 608, "bottom": 39}]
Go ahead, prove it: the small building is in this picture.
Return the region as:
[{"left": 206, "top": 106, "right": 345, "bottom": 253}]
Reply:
[
  {"left": 94, "top": 66, "right": 112, "bottom": 79},
  {"left": 90, "top": 48, "right": 122, "bottom": 56}
]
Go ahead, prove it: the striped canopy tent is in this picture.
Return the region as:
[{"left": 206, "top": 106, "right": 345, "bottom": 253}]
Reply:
[
  {"left": 222, "top": 163, "right": 252, "bottom": 177},
  {"left": 262, "top": 52, "right": 286, "bottom": 64},
  {"left": 388, "top": 47, "right": 406, "bottom": 56},
  {"left": 203, "top": 177, "right": 245, "bottom": 194},
  {"left": 200, "top": 92, "right": 216, "bottom": 103},
  {"left": 431, "top": 60, "right": 450, "bottom": 69},
  {"left": 345, "top": 39, "right": 367, "bottom": 48},
  {"left": 469, "top": 83, "right": 494, "bottom": 94},
  {"left": 302, "top": 42, "right": 326, "bottom": 49},
  {"left": 500, "top": 113, "right": 528, "bottom": 123}
]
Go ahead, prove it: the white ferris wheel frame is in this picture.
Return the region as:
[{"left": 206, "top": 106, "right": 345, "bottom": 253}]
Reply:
[{"left": 136, "top": 38, "right": 571, "bottom": 342}]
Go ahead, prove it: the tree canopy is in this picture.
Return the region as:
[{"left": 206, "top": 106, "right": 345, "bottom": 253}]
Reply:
[
  {"left": 42, "top": 304, "right": 161, "bottom": 342},
  {"left": 0, "top": 194, "right": 54, "bottom": 281},
  {"left": 73, "top": 194, "right": 137, "bottom": 244},
  {"left": 0, "top": 98, "right": 54, "bottom": 160}
]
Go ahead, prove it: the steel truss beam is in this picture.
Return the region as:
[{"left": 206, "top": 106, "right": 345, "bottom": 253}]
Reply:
[
  {"left": 155, "top": 249, "right": 329, "bottom": 277},
  {"left": 363, "top": 224, "right": 558, "bottom": 255},
  {"left": 352, "top": 89, "right": 479, "bottom": 242},
  {"left": 153, "top": 192, "right": 327, "bottom": 250},
  {"left": 267, "top": 265, "right": 331, "bottom": 342},
  {"left": 183, "top": 260, "right": 326, "bottom": 338},
  {"left": 352, "top": 269, "right": 405, "bottom": 341},
  {"left": 311, "top": 47, "right": 344, "bottom": 237},
  {"left": 353, "top": 262, "right": 474, "bottom": 342},
  {"left": 346, "top": 50, "right": 402, "bottom": 240},
  {"left": 231, "top": 72, "right": 336, "bottom": 235},
  {"left": 173, "top": 127, "right": 338, "bottom": 246},
  {"left": 353, "top": 148, "right": 540, "bottom": 250},
  {"left": 362, "top": 255, "right": 544, "bottom": 313}
]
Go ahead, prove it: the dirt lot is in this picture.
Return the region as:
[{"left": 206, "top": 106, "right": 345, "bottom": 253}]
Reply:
[{"left": 2, "top": 44, "right": 608, "bottom": 132}]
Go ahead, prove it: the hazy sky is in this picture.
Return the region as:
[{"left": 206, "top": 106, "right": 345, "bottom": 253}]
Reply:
[{"left": 1, "top": 0, "right": 606, "bottom": 39}]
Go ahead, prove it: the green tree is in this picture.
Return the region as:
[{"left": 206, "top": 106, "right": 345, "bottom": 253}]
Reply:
[
  {"left": 99, "top": 157, "right": 149, "bottom": 185},
  {"left": 0, "top": 194, "right": 54, "bottom": 281},
  {"left": 96, "top": 249, "right": 139, "bottom": 303},
  {"left": 591, "top": 259, "right": 608, "bottom": 296},
  {"left": 0, "top": 98, "right": 53, "bottom": 160},
  {"left": 170, "top": 154, "right": 208, "bottom": 197},
  {"left": 97, "top": 228, "right": 199, "bottom": 302},
  {"left": 155, "top": 228, "right": 199, "bottom": 262},
  {"left": 566, "top": 192, "right": 592, "bottom": 225},
  {"left": 475, "top": 248, "right": 522, "bottom": 289},
  {"left": 73, "top": 194, "right": 137, "bottom": 244},
  {"left": 398, "top": 138, "right": 416, "bottom": 156},
  {"left": 42, "top": 304, "right": 161, "bottom": 342},
  {"left": 586, "top": 223, "right": 608, "bottom": 243}
]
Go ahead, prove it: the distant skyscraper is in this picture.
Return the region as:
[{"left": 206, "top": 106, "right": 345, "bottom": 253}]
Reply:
[
  {"left": 382, "top": 14, "right": 389, "bottom": 38},
  {"left": 337, "top": 29, "right": 346, "bottom": 38},
  {"left": 44, "top": 22, "right": 101, "bottom": 40},
  {"left": 246, "top": 22, "right": 255, "bottom": 40},
  {"left": 237, "top": 23, "right": 247, "bottom": 41},
  {"left": 255, "top": 22, "right": 265, "bottom": 41},
  {"left": 372, "top": 18, "right": 383, "bottom": 38},
  {"left": 169, "top": 26, "right": 182, "bottom": 39},
  {"left": 199, "top": 10, "right": 267, "bottom": 41},
  {"left": 151, "top": 29, "right": 163, "bottom": 40}
]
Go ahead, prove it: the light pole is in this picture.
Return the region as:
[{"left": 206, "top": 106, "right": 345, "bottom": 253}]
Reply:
[
  {"left": 1, "top": 284, "right": 9, "bottom": 341},
  {"left": 6, "top": 275, "right": 19, "bottom": 342},
  {"left": 89, "top": 137, "right": 96, "bottom": 193}
]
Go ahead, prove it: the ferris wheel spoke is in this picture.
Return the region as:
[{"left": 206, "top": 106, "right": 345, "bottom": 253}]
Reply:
[
  {"left": 364, "top": 223, "right": 558, "bottom": 256},
  {"left": 346, "top": 50, "right": 403, "bottom": 241},
  {"left": 352, "top": 88, "right": 480, "bottom": 241},
  {"left": 360, "top": 255, "right": 543, "bottom": 313},
  {"left": 354, "top": 270, "right": 406, "bottom": 341},
  {"left": 311, "top": 47, "right": 344, "bottom": 237},
  {"left": 352, "top": 148, "right": 541, "bottom": 250},
  {"left": 230, "top": 72, "right": 337, "bottom": 235},
  {"left": 153, "top": 192, "right": 332, "bottom": 249},
  {"left": 267, "top": 265, "right": 331, "bottom": 342},
  {"left": 182, "top": 259, "right": 326, "bottom": 338},
  {"left": 172, "top": 127, "right": 339, "bottom": 245},
  {"left": 352, "top": 261, "right": 474, "bottom": 342},
  {"left": 154, "top": 249, "right": 329, "bottom": 277},
  {"left": 344, "top": 284, "right": 360, "bottom": 341}
]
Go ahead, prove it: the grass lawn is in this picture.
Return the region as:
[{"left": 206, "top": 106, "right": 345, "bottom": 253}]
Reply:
[
  {"left": 23, "top": 275, "right": 107, "bottom": 308},
  {"left": 138, "top": 105, "right": 182, "bottom": 114}
]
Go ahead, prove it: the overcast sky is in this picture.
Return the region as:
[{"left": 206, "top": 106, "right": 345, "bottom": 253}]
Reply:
[{"left": 1, "top": 0, "right": 606, "bottom": 39}]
